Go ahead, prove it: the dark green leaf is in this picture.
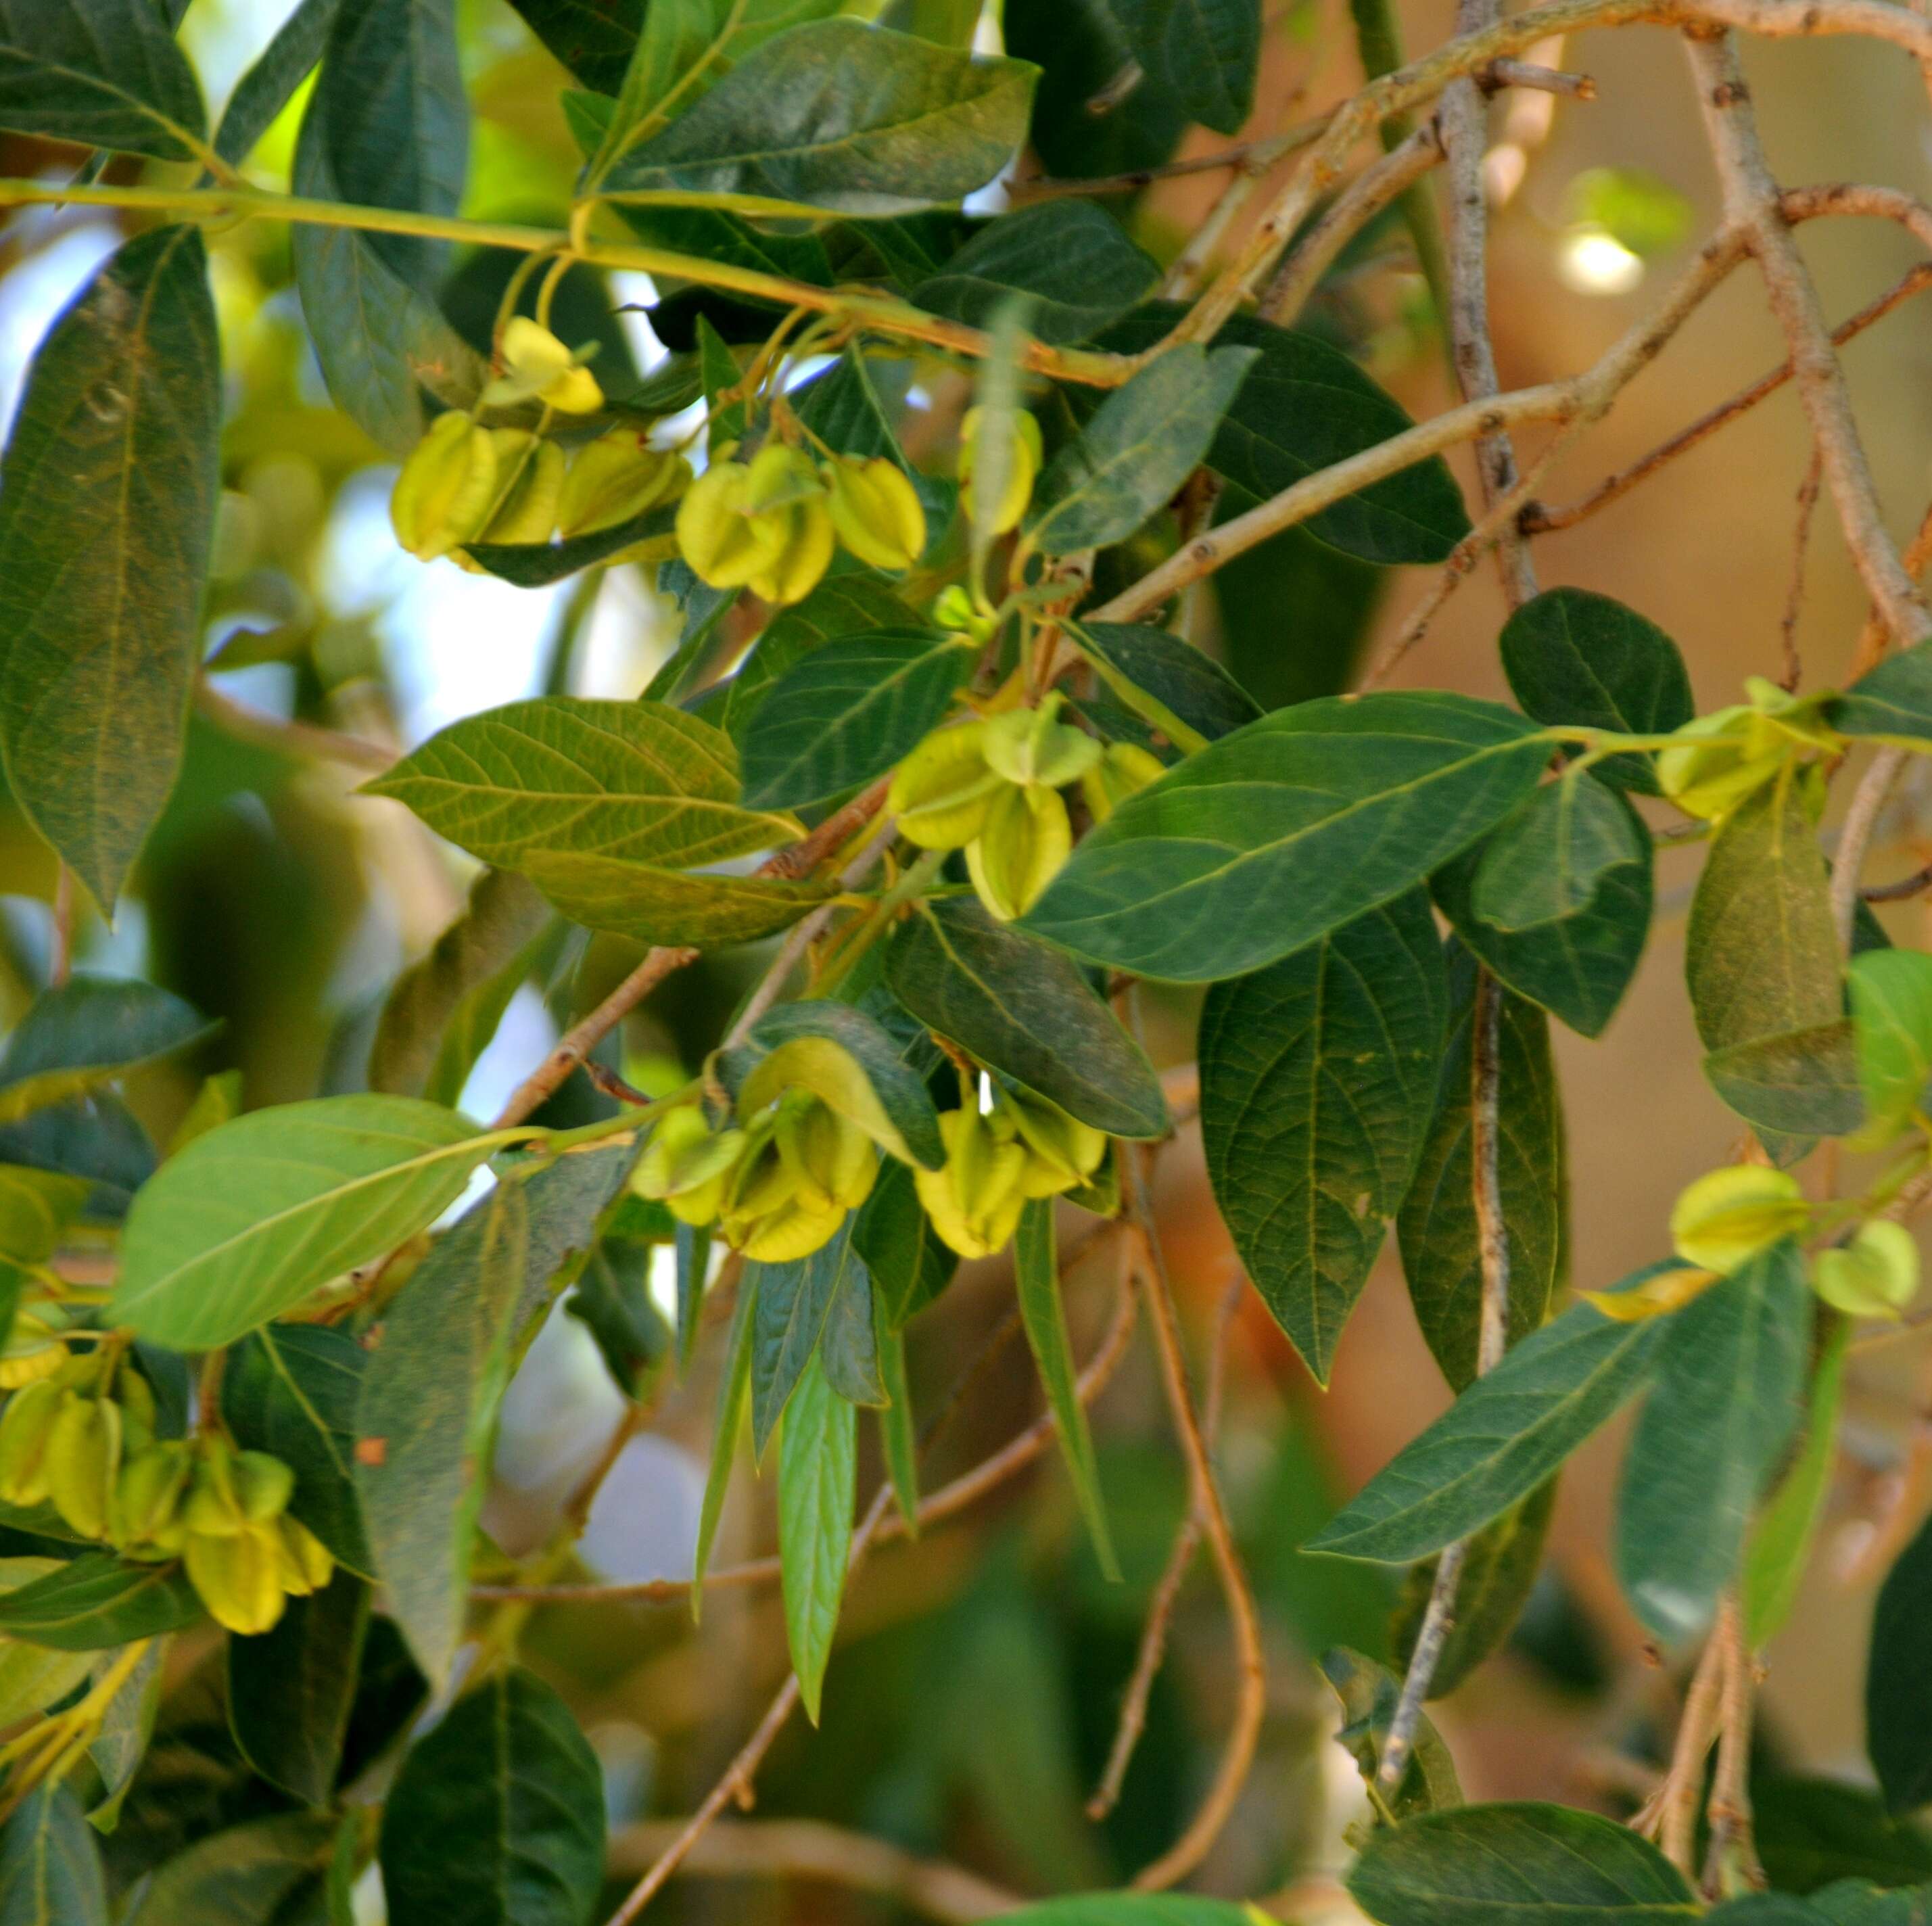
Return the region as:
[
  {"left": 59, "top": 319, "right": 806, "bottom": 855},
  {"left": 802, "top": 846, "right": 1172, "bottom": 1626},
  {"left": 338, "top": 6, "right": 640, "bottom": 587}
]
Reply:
[
  {"left": 1810, "top": 1881, "right": 1932, "bottom": 1925},
  {"left": 1849, "top": 948, "right": 1932, "bottom": 1144},
  {"left": 1706, "top": 1903, "right": 1837, "bottom": 1925},
  {"left": 0, "top": 1554, "right": 201, "bottom": 1651},
  {"left": 600, "top": 20, "right": 1035, "bottom": 217},
  {"left": 887, "top": 899, "right": 1169, "bottom": 1136},
  {"left": 1309, "top": 1299, "right": 1667, "bottom": 1564},
  {"left": 1703, "top": 1020, "right": 1864, "bottom": 1140},
  {"left": 0, "top": 1, "right": 207, "bottom": 159},
  {"left": 1746, "top": 1318, "right": 1850, "bottom": 1647},
  {"left": 1021, "top": 692, "right": 1549, "bottom": 983},
  {"left": 0, "top": 1785, "right": 106, "bottom": 1926},
  {"left": 1617, "top": 1242, "right": 1812, "bottom": 1641},
  {"left": 0, "top": 978, "right": 210, "bottom": 1127},
  {"left": 355, "top": 1146, "right": 630, "bottom": 1683},
  {"left": 1829, "top": 643, "right": 1932, "bottom": 749},
  {"left": 214, "top": 0, "right": 341, "bottom": 165},
  {"left": 720, "top": 575, "right": 926, "bottom": 739},
  {"left": 819, "top": 1252, "right": 885, "bottom": 1406},
  {"left": 379, "top": 1667, "right": 605, "bottom": 1926},
  {"left": 739, "top": 630, "right": 968, "bottom": 811},
  {"left": 1320, "top": 1645, "right": 1463, "bottom": 1818},
  {"left": 1870, "top": 1506, "right": 1932, "bottom": 1812},
  {"left": 116, "top": 1812, "right": 334, "bottom": 1925},
  {"left": 114, "top": 1095, "right": 497, "bottom": 1351},
  {"left": 1348, "top": 1803, "right": 1698, "bottom": 1926},
  {"left": 853, "top": 1158, "right": 956, "bottom": 1330},
  {"left": 876, "top": 1312, "right": 919, "bottom": 1529},
  {"left": 1029, "top": 344, "right": 1256, "bottom": 555},
  {"left": 914, "top": 202, "right": 1158, "bottom": 344},
  {"left": 463, "top": 500, "right": 678, "bottom": 586},
  {"left": 1072, "top": 621, "right": 1260, "bottom": 747},
  {"left": 1006, "top": 2, "right": 1186, "bottom": 181},
  {"left": 1498, "top": 589, "right": 1693, "bottom": 795},
  {"left": 778, "top": 1351, "right": 855, "bottom": 1723},
  {"left": 222, "top": 1325, "right": 371, "bottom": 1576},
  {"left": 1471, "top": 772, "right": 1648, "bottom": 931},
  {"left": 1398, "top": 951, "right": 1565, "bottom": 1388},
  {"left": 749, "top": 1223, "right": 859, "bottom": 1455},
  {"left": 1200, "top": 890, "right": 1446, "bottom": 1382},
  {"left": 227, "top": 1572, "right": 370, "bottom": 1806},
  {"left": 1755, "top": 1777, "right": 1932, "bottom": 1895},
  {"left": 695, "top": 1280, "right": 755, "bottom": 1603},
  {"left": 0, "top": 226, "right": 218, "bottom": 910},
  {"left": 506, "top": 0, "right": 640, "bottom": 92},
  {"left": 1016, "top": 1199, "right": 1116, "bottom": 1576},
  {"left": 1116, "top": 0, "right": 1258, "bottom": 132}
]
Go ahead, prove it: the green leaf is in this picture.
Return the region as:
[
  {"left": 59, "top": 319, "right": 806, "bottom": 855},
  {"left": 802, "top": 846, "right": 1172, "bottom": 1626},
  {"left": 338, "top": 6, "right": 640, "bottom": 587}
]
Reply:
[
  {"left": 1745, "top": 1316, "right": 1849, "bottom": 1647},
  {"left": 1319, "top": 1644, "right": 1463, "bottom": 1818},
  {"left": 0, "top": 1170, "right": 87, "bottom": 1268},
  {"left": 464, "top": 499, "right": 678, "bottom": 587},
  {"left": 990, "top": 1900, "right": 1254, "bottom": 1925},
  {"left": 1432, "top": 799, "right": 1652, "bottom": 1041},
  {"left": 1309, "top": 1298, "right": 1667, "bottom": 1564},
  {"left": 1870, "top": 1506, "right": 1932, "bottom": 1812},
  {"left": 0, "top": 1554, "right": 202, "bottom": 1651},
  {"left": 694, "top": 1280, "right": 755, "bottom": 1605},
  {"left": 365, "top": 697, "right": 795, "bottom": 872},
  {"left": 820, "top": 1252, "right": 885, "bottom": 1405},
  {"left": 1100, "top": 308, "right": 1470, "bottom": 564},
  {"left": 738, "top": 999, "right": 946, "bottom": 1169},
  {"left": 875, "top": 1312, "right": 919, "bottom": 1530},
  {"left": 116, "top": 1813, "right": 334, "bottom": 1924},
  {"left": 1849, "top": 948, "right": 1932, "bottom": 1143},
  {"left": 1756, "top": 1777, "right": 1932, "bottom": 1894},
  {"left": 222, "top": 1325, "right": 372, "bottom": 1576},
  {"left": 1016, "top": 1198, "right": 1117, "bottom": 1576},
  {"left": 1071, "top": 621, "right": 1260, "bottom": 748},
  {"left": 227, "top": 1572, "right": 369, "bottom": 1806},
  {"left": 749, "top": 1223, "right": 859, "bottom": 1455},
  {"left": 1200, "top": 890, "right": 1446, "bottom": 1383},
  {"left": 214, "top": 0, "right": 341, "bottom": 165},
  {"left": 1398, "top": 952, "right": 1565, "bottom": 1388},
  {"left": 777, "top": 1350, "right": 855, "bottom": 1723},
  {"left": 913, "top": 202, "right": 1158, "bottom": 345},
  {"left": 720, "top": 575, "right": 926, "bottom": 739},
  {"left": 1498, "top": 588, "right": 1693, "bottom": 795},
  {"left": 1808, "top": 1881, "right": 1932, "bottom": 1925},
  {"left": 1616, "top": 1242, "right": 1812, "bottom": 1641},
  {"left": 83, "top": 1635, "right": 162, "bottom": 1830},
  {"left": 853, "top": 1158, "right": 956, "bottom": 1329},
  {"left": 600, "top": 20, "right": 1036, "bottom": 218},
  {"left": 0, "top": 1, "right": 207, "bottom": 160},
  {"left": 369, "top": 869, "right": 557, "bottom": 1107},
  {"left": 0, "top": 1564, "right": 91, "bottom": 1727},
  {"left": 1020, "top": 692, "right": 1549, "bottom": 983},
  {"left": 886, "top": 899, "right": 1169, "bottom": 1137},
  {"left": 1028, "top": 344, "right": 1256, "bottom": 556},
  {"left": 0, "top": 225, "right": 218, "bottom": 910},
  {"left": 1702, "top": 1020, "right": 1864, "bottom": 1141},
  {"left": 1116, "top": 0, "right": 1259, "bottom": 133},
  {"left": 1829, "top": 642, "right": 1932, "bottom": 749},
  {"left": 0, "top": 979, "right": 209, "bottom": 1129},
  {"left": 1471, "top": 772, "right": 1649, "bottom": 931},
  {"left": 514, "top": 849, "right": 832, "bottom": 947},
  {"left": 356, "top": 1146, "right": 630, "bottom": 1684},
  {"left": 379, "top": 1667, "right": 605, "bottom": 1926},
  {"left": 113, "top": 1095, "right": 496, "bottom": 1351},
  {"left": 0, "top": 1785, "right": 108, "bottom": 1926},
  {"left": 1348, "top": 1803, "right": 1699, "bottom": 1926},
  {"left": 506, "top": 0, "right": 639, "bottom": 93},
  {"left": 739, "top": 631, "right": 968, "bottom": 811}
]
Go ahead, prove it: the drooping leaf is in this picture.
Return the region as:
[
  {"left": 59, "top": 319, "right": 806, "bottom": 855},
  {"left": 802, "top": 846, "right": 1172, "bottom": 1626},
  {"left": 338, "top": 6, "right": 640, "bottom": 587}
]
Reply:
[
  {"left": 819, "top": 1251, "right": 885, "bottom": 1406},
  {"left": 506, "top": 0, "right": 640, "bottom": 93},
  {"left": 1016, "top": 1198, "right": 1117, "bottom": 1575},
  {"left": 0, "top": 1554, "right": 202, "bottom": 1651},
  {"left": 227, "top": 1572, "right": 370, "bottom": 1806},
  {"left": 778, "top": 1350, "right": 855, "bottom": 1723},
  {"left": 1071, "top": 621, "right": 1261, "bottom": 749},
  {"left": 112, "top": 1096, "right": 497, "bottom": 1351},
  {"left": 515, "top": 849, "right": 832, "bottom": 947},
  {"left": 115, "top": 1812, "right": 335, "bottom": 1925},
  {"left": 1398, "top": 950, "right": 1566, "bottom": 1388},
  {"left": 749, "top": 1223, "right": 861, "bottom": 1455},
  {"left": 886, "top": 899, "right": 1169, "bottom": 1137},
  {"left": 1309, "top": 1298, "right": 1668, "bottom": 1564},
  {"left": 222, "top": 1325, "right": 372, "bottom": 1575},
  {"left": 0, "top": 979, "right": 209, "bottom": 1128},
  {"left": 1348, "top": 1803, "right": 1699, "bottom": 1926},
  {"left": 694, "top": 1280, "right": 755, "bottom": 1605},
  {"left": 599, "top": 20, "right": 1036, "bottom": 218},
  {"left": 1028, "top": 344, "right": 1256, "bottom": 556},
  {"left": 366, "top": 697, "right": 795, "bottom": 872},
  {"left": 1114, "top": 0, "right": 1259, "bottom": 133},
  {"left": 0, "top": 0, "right": 208, "bottom": 159},
  {"left": 1829, "top": 642, "right": 1932, "bottom": 749},
  {"left": 1320, "top": 1644, "right": 1463, "bottom": 1819},
  {"left": 1616, "top": 1242, "right": 1812, "bottom": 1642},
  {"left": 1020, "top": 693, "right": 1550, "bottom": 983},
  {"left": 1498, "top": 588, "right": 1693, "bottom": 795},
  {"left": 214, "top": 0, "right": 343, "bottom": 165},
  {"left": 1848, "top": 947, "right": 1932, "bottom": 1145},
  {"left": 1870, "top": 1506, "right": 1932, "bottom": 1812},
  {"left": 355, "top": 1146, "right": 630, "bottom": 1683},
  {"left": 379, "top": 1667, "right": 606, "bottom": 1926},
  {"left": 0, "top": 225, "right": 218, "bottom": 910},
  {"left": 913, "top": 202, "right": 1159, "bottom": 344},
  {"left": 739, "top": 631, "right": 968, "bottom": 811},
  {"left": 0, "top": 1785, "right": 108, "bottom": 1926},
  {"left": 1200, "top": 890, "right": 1447, "bottom": 1382},
  {"left": 369, "top": 869, "right": 557, "bottom": 1106},
  {"left": 0, "top": 1564, "right": 91, "bottom": 1729}
]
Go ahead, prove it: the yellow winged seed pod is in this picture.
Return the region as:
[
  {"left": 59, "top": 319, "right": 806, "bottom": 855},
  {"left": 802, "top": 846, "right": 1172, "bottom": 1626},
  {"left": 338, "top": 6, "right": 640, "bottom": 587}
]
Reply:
[
  {"left": 390, "top": 410, "right": 499, "bottom": 561},
  {"left": 981, "top": 697, "right": 1103, "bottom": 790},
  {"left": 43, "top": 1392, "right": 121, "bottom": 1541},
  {"left": 915, "top": 1107, "right": 1031, "bottom": 1261},
  {"left": 186, "top": 1526, "right": 288, "bottom": 1637},
  {"left": 633, "top": 1107, "right": 748, "bottom": 1227},
  {"left": 482, "top": 316, "right": 604, "bottom": 415},
  {"left": 675, "top": 459, "right": 773, "bottom": 588},
  {"left": 824, "top": 455, "right": 926, "bottom": 571},
  {"left": 1669, "top": 1165, "right": 1810, "bottom": 1275},
  {"left": 889, "top": 724, "right": 1002, "bottom": 851},
  {"left": 0, "top": 1315, "right": 66, "bottom": 1391},
  {"left": 467, "top": 431, "right": 565, "bottom": 550},
  {"left": 960, "top": 405, "right": 1042, "bottom": 534},
  {"left": 1814, "top": 1219, "right": 1921, "bottom": 1319},
  {"left": 968, "top": 783, "right": 1073, "bottom": 922},
  {"left": 557, "top": 433, "right": 690, "bottom": 537},
  {"left": 0, "top": 1379, "right": 64, "bottom": 1507},
  {"left": 1081, "top": 741, "right": 1166, "bottom": 823},
  {"left": 116, "top": 1439, "right": 193, "bottom": 1551}
]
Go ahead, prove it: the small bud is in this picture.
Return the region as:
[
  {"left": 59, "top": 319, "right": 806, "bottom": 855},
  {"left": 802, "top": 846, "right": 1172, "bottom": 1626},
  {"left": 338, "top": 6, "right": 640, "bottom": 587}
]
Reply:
[
  {"left": 914, "top": 1107, "right": 1029, "bottom": 1261},
  {"left": 1814, "top": 1219, "right": 1921, "bottom": 1319},
  {"left": 981, "top": 697, "right": 1102, "bottom": 791},
  {"left": 185, "top": 1525, "right": 287, "bottom": 1637},
  {"left": 1670, "top": 1165, "right": 1809, "bottom": 1275},
  {"left": 0, "top": 1380, "right": 64, "bottom": 1507},
  {"left": 557, "top": 432, "right": 690, "bottom": 538},
  {"left": 889, "top": 722, "right": 1001, "bottom": 851},
  {"left": 968, "top": 783, "right": 1072, "bottom": 922},
  {"left": 1080, "top": 741, "right": 1166, "bottom": 823},
  {"left": 482, "top": 316, "right": 604, "bottom": 415},
  {"left": 960, "top": 406, "right": 1042, "bottom": 535},
  {"left": 390, "top": 411, "right": 499, "bottom": 561},
  {"left": 824, "top": 456, "right": 926, "bottom": 572},
  {"left": 932, "top": 584, "right": 996, "bottom": 643},
  {"left": 45, "top": 1393, "right": 121, "bottom": 1541}
]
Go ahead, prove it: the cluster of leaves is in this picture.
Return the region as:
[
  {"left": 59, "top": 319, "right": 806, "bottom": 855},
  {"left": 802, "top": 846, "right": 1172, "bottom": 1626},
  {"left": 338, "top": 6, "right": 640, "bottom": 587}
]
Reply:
[{"left": 1, "top": 1, "right": 1932, "bottom": 1922}]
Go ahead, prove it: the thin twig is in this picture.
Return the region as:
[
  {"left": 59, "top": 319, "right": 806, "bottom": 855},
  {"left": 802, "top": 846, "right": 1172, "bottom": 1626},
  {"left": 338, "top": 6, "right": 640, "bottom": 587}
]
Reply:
[
  {"left": 1862, "top": 860, "right": 1932, "bottom": 903},
  {"left": 48, "top": 866, "right": 72, "bottom": 989},
  {"left": 1831, "top": 747, "right": 1908, "bottom": 950},
  {"left": 1480, "top": 56, "right": 1597, "bottom": 95},
  {"left": 1633, "top": 1624, "right": 1726, "bottom": 1873},
  {"left": 195, "top": 680, "right": 397, "bottom": 774},
  {"left": 1852, "top": 490, "right": 1932, "bottom": 679},
  {"left": 1779, "top": 448, "right": 1823, "bottom": 690},
  {"left": 1701, "top": 1593, "right": 1764, "bottom": 1896}
]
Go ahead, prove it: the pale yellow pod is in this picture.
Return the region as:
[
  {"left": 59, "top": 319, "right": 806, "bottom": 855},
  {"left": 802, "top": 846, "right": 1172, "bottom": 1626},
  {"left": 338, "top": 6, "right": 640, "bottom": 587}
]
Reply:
[
  {"left": 825, "top": 456, "right": 926, "bottom": 572},
  {"left": 889, "top": 723, "right": 1001, "bottom": 851},
  {"left": 968, "top": 784, "right": 1072, "bottom": 922},
  {"left": 390, "top": 411, "right": 500, "bottom": 561}
]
